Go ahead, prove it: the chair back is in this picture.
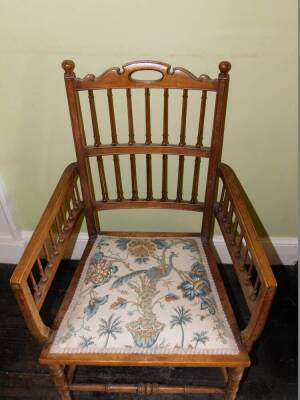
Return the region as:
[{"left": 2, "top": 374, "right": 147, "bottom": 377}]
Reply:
[{"left": 62, "top": 60, "right": 231, "bottom": 239}]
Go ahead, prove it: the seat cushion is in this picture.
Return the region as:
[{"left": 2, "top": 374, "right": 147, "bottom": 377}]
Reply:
[{"left": 50, "top": 236, "right": 239, "bottom": 355}]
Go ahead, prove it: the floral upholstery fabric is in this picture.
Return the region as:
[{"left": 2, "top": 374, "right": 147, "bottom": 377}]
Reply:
[{"left": 50, "top": 236, "right": 239, "bottom": 355}]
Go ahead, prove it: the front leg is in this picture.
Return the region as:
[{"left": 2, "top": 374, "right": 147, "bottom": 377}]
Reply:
[
  {"left": 49, "top": 364, "right": 72, "bottom": 400},
  {"left": 224, "top": 367, "right": 244, "bottom": 400}
]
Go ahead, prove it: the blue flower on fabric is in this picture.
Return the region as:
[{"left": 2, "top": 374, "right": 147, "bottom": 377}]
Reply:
[
  {"left": 90, "top": 251, "right": 104, "bottom": 264},
  {"left": 116, "top": 238, "right": 130, "bottom": 251},
  {"left": 151, "top": 239, "right": 171, "bottom": 250},
  {"left": 180, "top": 275, "right": 211, "bottom": 300},
  {"left": 84, "top": 294, "right": 109, "bottom": 320}
]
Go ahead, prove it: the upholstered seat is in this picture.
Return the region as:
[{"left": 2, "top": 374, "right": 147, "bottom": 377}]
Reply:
[{"left": 51, "top": 236, "right": 238, "bottom": 355}]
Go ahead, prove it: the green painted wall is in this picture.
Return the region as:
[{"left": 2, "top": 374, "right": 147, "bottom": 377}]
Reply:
[{"left": 0, "top": 0, "right": 297, "bottom": 236}]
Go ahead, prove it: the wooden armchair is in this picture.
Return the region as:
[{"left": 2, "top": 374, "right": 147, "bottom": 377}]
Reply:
[{"left": 10, "top": 60, "right": 277, "bottom": 399}]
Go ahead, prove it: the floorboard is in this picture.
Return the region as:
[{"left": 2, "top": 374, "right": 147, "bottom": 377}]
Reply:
[{"left": 0, "top": 262, "right": 297, "bottom": 399}]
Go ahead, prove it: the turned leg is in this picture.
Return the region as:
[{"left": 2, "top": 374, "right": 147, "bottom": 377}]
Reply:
[
  {"left": 49, "top": 364, "right": 72, "bottom": 400},
  {"left": 224, "top": 367, "right": 244, "bottom": 400}
]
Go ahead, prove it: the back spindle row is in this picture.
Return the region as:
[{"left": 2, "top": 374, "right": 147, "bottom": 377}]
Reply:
[{"left": 85, "top": 88, "right": 208, "bottom": 204}]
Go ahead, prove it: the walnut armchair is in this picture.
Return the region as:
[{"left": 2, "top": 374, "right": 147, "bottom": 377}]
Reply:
[{"left": 10, "top": 60, "right": 276, "bottom": 399}]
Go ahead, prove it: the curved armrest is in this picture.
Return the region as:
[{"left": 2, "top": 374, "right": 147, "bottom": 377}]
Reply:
[
  {"left": 215, "top": 163, "right": 277, "bottom": 351},
  {"left": 10, "top": 163, "right": 83, "bottom": 342}
]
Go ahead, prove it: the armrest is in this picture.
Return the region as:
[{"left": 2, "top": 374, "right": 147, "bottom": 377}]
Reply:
[
  {"left": 10, "top": 163, "right": 84, "bottom": 342},
  {"left": 214, "top": 163, "right": 277, "bottom": 351}
]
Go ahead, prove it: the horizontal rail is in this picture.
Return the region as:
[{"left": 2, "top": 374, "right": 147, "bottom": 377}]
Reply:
[
  {"left": 76, "top": 80, "right": 218, "bottom": 91},
  {"left": 94, "top": 199, "right": 204, "bottom": 211},
  {"left": 99, "top": 231, "right": 201, "bottom": 237},
  {"left": 86, "top": 144, "right": 210, "bottom": 157},
  {"left": 68, "top": 383, "right": 225, "bottom": 394}
]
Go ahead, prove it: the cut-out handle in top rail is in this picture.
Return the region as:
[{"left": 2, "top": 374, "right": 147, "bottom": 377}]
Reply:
[{"left": 123, "top": 61, "right": 170, "bottom": 81}]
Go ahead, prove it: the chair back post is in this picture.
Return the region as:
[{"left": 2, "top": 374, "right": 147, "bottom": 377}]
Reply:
[
  {"left": 201, "top": 61, "right": 231, "bottom": 242},
  {"left": 62, "top": 60, "right": 99, "bottom": 237}
]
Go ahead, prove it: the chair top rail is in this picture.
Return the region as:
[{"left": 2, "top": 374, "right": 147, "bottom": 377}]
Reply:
[{"left": 62, "top": 60, "right": 219, "bottom": 91}]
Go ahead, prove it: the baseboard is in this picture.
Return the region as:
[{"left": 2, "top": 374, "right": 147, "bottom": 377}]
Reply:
[
  {"left": 212, "top": 235, "right": 298, "bottom": 266},
  {"left": 1, "top": 231, "right": 297, "bottom": 266},
  {"left": 0, "top": 234, "right": 26, "bottom": 264}
]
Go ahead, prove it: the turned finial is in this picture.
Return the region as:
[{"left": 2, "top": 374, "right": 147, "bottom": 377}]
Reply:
[
  {"left": 61, "top": 59, "right": 75, "bottom": 75},
  {"left": 218, "top": 61, "right": 231, "bottom": 76}
]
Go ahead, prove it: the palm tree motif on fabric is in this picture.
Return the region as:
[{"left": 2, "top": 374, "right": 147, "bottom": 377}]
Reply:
[
  {"left": 192, "top": 331, "right": 209, "bottom": 348},
  {"left": 170, "top": 306, "right": 193, "bottom": 348},
  {"left": 110, "top": 242, "right": 178, "bottom": 348},
  {"left": 97, "top": 314, "right": 123, "bottom": 348},
  {"left": 79, "top": 336, "right": 96, "bottom": 349}
]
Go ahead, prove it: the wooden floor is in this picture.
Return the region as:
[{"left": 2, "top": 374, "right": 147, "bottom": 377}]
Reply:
[{"left": 0, "top": 262, "right": 297, "bottom": 400}]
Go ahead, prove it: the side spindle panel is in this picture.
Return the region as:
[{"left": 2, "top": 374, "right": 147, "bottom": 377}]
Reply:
[
  {"left": 11, "top": 164, "right": 84, "bottom": 333},
  {"left": 215, "top": 163, "right": 277, "bottom": 351},
  {"left": 31, "top": 179, "right": 82, "bottom": 309}
]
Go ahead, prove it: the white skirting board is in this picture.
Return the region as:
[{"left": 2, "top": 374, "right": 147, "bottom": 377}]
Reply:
[{"left": 1, "top": 231, "right": 297, "bottom": 266}]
